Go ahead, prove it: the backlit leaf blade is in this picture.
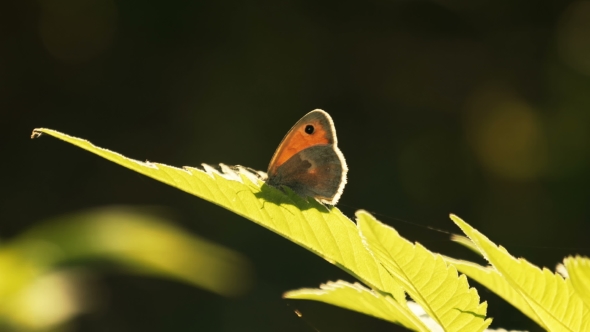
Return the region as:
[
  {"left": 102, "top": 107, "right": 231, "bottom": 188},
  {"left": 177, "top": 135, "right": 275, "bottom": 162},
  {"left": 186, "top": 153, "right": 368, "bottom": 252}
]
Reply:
[
  {"left": 443, "top": 257, "right": 544, "bottom": 329},
  {"left": 357, "top": 211, "right": 492, "bottom": 332},
  {"left": 564, "top": 256, "right": 590, "bottom": 310},
  {"left": 451, "top": 214, "right": 590, "bottom": 331},
  {"left": 450, "top": 234, "right": 483, "bottom": 257},
  {"left": 31, "top": 128, "right": 405, "bottom": 305},
  {"left": 284, "top": 280, "right": 430, "bottom": 331}
]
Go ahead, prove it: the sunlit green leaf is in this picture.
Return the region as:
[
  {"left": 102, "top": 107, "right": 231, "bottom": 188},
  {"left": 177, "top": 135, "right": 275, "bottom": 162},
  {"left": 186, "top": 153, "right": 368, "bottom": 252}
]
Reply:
[
  {"left": 31, "top": 128, "right": 405, "bottom": 304},
  {"left": 451, "top": 214, "right": 590, "bottom": 331},
  {"left": 443, "top": 257, "right": 544, "bottom": 329},
  {"left": 284, "top": 280, "right": 429, "bottom": 331},
  {"left": 563, "top": 256, "right": 590, "bottom": 309},
  {"left": 450, "top": 234, "right": 483, "bottom": 257},
  {"left": 357, "top": 211, "right": 491, "bottom": 332}
]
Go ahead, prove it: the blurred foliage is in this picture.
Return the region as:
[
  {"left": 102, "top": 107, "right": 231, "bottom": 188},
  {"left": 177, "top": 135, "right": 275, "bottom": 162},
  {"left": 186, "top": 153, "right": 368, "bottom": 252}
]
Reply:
[{"left": 0, "top": 207, "right": 252, "bottom": 331}]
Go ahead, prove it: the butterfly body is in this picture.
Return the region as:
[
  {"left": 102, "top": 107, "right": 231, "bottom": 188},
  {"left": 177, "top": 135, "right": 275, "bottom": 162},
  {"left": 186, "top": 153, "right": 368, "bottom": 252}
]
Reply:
[{"left": 266, "top": 109, "right": 347, "bottom": 205}]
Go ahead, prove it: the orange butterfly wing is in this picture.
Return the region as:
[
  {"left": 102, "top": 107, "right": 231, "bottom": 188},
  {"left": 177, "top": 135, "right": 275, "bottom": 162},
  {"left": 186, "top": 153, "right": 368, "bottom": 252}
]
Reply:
[{"left": 267, "top": 109, "right": 347, "bottom": 205}]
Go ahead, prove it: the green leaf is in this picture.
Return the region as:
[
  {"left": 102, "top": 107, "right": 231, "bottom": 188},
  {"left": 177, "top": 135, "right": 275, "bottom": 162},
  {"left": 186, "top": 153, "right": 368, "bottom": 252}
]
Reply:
[
  {"left": 0, "top": 207, "right": 252, "bottom": 330},
  {"left": 564, "top": 256, "right": 590, "bottom": 310},
  {"left": 7, "top": 207, "right": 253, "bottom": 296},
  {"left": 443, "top": 257, "right": 544, "bottom": 329},
  {"left": 284, "top": 280, "right": 430, "bottom": 331},
  {"left": 450, "top": 234, "right": 483, "bottom": 257},
  {"left": 31, "top": 128, "right": 405, "bottom": 303},
  {"left": 357, "top": 211, "right": 492, "bottom": 332},
  {"left": 451, "top": 214, "right": 590, "bottom": 331}
]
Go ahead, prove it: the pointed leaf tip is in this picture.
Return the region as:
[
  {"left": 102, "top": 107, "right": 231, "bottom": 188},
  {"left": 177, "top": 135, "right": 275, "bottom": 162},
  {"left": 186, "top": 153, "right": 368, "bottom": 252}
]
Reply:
[{"left": 31, "top": 128, "right": 44, "bottom": 139}]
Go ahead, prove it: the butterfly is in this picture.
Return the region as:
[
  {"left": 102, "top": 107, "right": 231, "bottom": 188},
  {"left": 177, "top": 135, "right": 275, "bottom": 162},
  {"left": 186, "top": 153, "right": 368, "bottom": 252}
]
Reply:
[{"left": 266, "top": 109, "right": 347, "bottom": 205}]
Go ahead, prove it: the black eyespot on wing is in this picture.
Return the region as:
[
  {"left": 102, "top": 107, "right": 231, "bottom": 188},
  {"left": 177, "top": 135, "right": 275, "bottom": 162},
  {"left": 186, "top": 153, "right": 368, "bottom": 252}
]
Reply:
[{"left": 305, "top": 125, "right": 314, "bottom": 134}]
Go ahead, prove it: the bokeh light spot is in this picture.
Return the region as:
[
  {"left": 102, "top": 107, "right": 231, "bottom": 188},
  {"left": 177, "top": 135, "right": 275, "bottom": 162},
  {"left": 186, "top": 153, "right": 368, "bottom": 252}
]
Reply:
[{"left": 465, "top": 86, "right": 547, "bottom": 180}]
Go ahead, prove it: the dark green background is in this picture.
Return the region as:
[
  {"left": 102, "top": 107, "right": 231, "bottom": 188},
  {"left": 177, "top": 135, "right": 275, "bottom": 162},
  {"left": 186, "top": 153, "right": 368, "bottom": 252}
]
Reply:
[{"left": 3, "top": 0, "right": 590, "bottom": 331}]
